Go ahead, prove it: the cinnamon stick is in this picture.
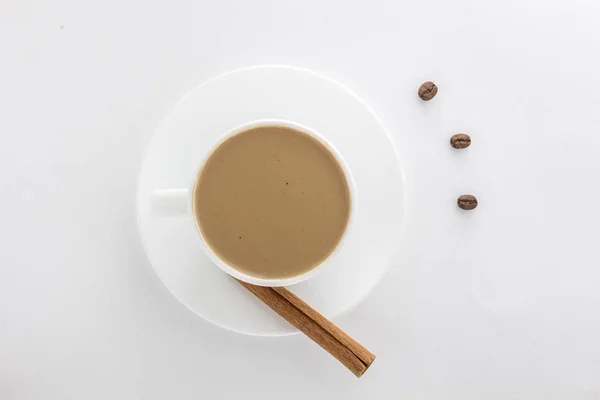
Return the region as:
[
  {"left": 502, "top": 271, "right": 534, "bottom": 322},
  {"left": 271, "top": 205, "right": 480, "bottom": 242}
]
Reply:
[{"left": 238, "top": 280, "right": 375, "bottom": 377}]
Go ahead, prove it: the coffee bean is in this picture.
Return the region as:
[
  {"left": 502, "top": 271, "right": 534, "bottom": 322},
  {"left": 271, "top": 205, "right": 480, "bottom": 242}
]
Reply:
[
  {"left": 450, "top": 133, "right": 471, "bottom": 149},
  {"left": 457, "top": 195, "right": 478, "bottom": 210},
  {"left": 418, "top": 81, "right": 438, "bottom": 101}
]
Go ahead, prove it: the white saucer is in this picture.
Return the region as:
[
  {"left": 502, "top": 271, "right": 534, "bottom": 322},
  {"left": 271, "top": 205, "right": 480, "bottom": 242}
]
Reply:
[{"left": 137, "top": 66, "right": 406, "bottom": 336}]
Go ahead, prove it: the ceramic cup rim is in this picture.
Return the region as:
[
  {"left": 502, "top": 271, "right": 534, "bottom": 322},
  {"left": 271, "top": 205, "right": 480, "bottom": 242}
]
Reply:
[{"left": 186, "top": 118, "right": 357, "bottom": 287}]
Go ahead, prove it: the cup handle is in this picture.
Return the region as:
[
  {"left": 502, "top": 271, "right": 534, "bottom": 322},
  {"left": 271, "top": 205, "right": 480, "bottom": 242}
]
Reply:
[{"left": 151, "top": 189, "right": 188, "bottom": 216}]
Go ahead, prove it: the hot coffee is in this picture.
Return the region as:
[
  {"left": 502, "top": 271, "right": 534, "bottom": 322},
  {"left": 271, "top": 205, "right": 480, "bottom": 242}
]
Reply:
[{"left": 193, "top": 125, "right": 351, "bottom": 280}]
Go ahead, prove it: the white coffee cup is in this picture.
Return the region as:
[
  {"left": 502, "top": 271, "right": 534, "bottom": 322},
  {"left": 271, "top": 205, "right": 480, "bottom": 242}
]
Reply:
[{"left": 151, "top": 119, "right": 357, "bottom": 287}]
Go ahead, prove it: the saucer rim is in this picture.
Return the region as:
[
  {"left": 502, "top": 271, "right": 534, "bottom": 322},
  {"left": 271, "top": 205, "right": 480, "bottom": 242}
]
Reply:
[{"left": 135, "top": 65, "right": 406, "bottom": 336}]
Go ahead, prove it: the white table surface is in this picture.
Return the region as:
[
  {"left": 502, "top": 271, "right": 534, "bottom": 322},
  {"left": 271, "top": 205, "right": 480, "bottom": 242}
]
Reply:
[{"left": 2, "top": 1, "right": 600, "bottom": 399}]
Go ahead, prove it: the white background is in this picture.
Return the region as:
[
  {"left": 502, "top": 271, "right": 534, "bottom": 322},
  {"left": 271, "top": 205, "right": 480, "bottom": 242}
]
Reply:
[{"left": 1, "top": 0, "right": 600, "bottom": 399}]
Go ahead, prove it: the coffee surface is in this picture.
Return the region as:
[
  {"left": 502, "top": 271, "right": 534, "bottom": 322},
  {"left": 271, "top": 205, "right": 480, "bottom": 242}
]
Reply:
[{"left": 193, "top": 125, "right": 351, "bottom": 280}]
